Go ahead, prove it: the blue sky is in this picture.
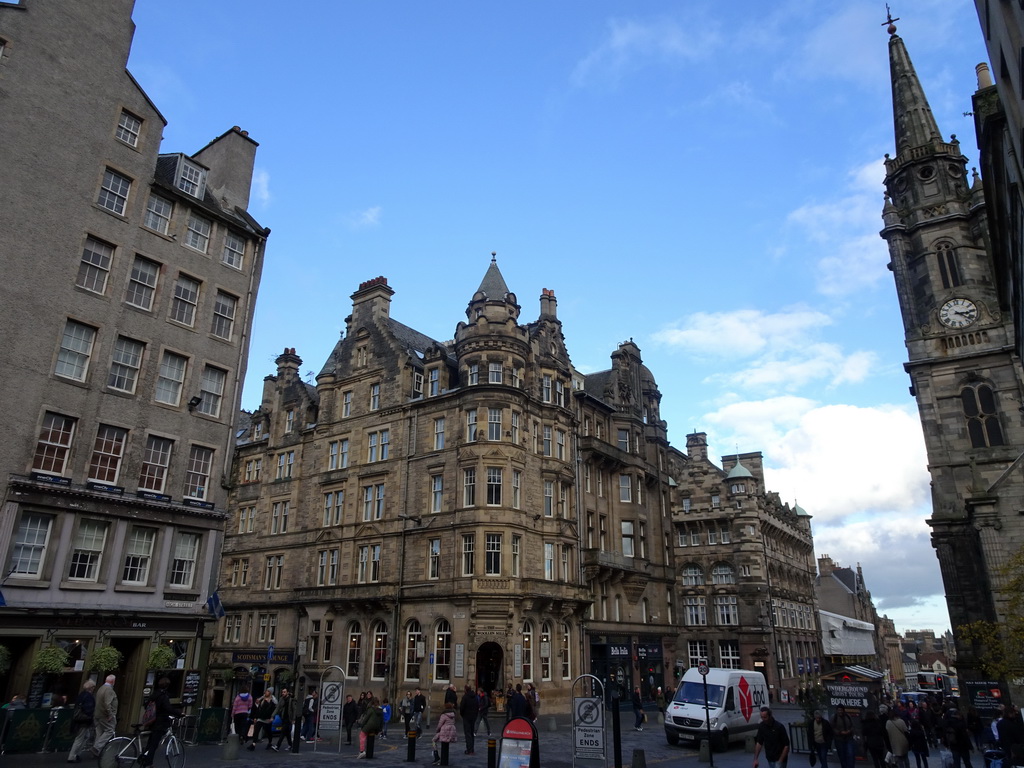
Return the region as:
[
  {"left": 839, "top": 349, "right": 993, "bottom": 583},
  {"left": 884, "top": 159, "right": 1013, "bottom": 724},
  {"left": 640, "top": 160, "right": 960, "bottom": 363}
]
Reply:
[{"left": 127, "top": 0, "right": 992, "bottom": 633}]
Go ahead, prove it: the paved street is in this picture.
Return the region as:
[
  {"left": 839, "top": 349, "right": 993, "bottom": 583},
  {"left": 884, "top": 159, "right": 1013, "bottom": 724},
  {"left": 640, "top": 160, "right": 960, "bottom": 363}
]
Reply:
[{"left": 14, "top": 706, "right": 809, "bottom": 768}]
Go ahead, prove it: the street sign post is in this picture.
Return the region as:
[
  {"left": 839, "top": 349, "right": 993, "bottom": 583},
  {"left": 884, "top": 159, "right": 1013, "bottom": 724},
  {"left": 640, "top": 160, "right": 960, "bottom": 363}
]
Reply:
[
  {"left": 571, "top": 674, "right": 606, "bottom": 768},
  {"left": 699, "top": 660, "right": 714, "bottom": 768}
]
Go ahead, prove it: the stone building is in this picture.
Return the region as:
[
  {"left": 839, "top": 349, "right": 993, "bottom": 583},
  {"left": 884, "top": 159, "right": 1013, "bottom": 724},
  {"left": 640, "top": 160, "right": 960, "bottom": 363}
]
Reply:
[
  {"left": 972, "top": 3, "right": 1024, "bottom": 357},
  {"left": 880, "top": 19, "right": 1024, "bottom": 692},
  {"left": 669, "top": 437, "right": 821, "bottom": 702},
  {"left": 213, "top": 263, "right": 819, "bottom": 712},
  {"left": 0, "top": 0, "right": 268, "bottom": 719}
]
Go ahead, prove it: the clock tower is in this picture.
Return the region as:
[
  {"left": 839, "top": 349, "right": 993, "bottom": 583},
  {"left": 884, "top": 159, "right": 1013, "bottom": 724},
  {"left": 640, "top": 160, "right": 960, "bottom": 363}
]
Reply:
[{"left": 880, "top": 21, "right": 1024, "bottom": 676}]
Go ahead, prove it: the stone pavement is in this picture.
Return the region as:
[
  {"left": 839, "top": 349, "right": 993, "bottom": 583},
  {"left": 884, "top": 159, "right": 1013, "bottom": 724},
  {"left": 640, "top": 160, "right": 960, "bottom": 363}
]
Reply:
[{"left": 13, "top": 706, "right": 809, "bottom": 768}]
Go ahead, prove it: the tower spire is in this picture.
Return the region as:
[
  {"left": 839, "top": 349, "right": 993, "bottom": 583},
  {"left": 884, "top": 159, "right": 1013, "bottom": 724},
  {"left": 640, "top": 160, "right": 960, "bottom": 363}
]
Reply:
[
  {"left": 475, "top": 251, "right": 510, "bottom": 300},
  {"left": 887, "top": 22, "right": 943, "bottom": 154}
]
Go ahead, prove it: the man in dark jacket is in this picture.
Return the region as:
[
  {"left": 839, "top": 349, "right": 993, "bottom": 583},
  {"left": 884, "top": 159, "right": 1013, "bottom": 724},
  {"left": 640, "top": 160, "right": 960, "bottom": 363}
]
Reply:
[
  {"left": 807, "top": 709, "right": 835, "bottom": 768},
  {"left": 459, "top": 686, "right": 480, "bottom": 755},
  {"left": 342, "top": 695, "right": 359, "bottom": 745},
  {"left": 139, "top": 678, "right": 182, "bottom": 767},
  {"left": 507, "top": 684, "right": 530, "bottom": 720},
  {"left": 831, "top": 705, "right": 856, "bottom": 768},
  {"left": 273, "top": 688, "right": 300, "bottom": 751},
  {"left": 754, "top": 707, "right": 791, "bottom": 768},
  {"left": 997, "top": 705, "right": 1024, "bottom": 766}
]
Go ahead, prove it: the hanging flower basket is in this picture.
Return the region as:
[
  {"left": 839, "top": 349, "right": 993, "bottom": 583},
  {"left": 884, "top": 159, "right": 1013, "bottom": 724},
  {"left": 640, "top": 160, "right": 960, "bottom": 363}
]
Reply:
[
  {"left": 32, "top": 645, "right": 70, "bottom": 674},
  {"left": 146, "top": 644, "right": 177, "bottom": 671},
  {"left": 0, "top": 644, "right": 11, "bottom": 675},
  {"left": 87, "top": 645, "right": 123, "bottom": 673}
]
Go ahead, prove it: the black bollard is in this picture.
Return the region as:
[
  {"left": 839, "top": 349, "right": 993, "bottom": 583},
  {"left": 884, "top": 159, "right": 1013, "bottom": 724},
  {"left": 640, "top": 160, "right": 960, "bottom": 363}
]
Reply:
[
  {"left": 366, "top": 733, "right": 376, "bottom": 759},
  {"left": 487, "top": 737, "right": 497, "bottom": 768},
  {"left": 441, "top": 741, "right": 450, "bottom": 766},
  {"left": 407, "top": 730, "right": 417, "bottom": 762},
  {"left": 292, "top": 716, "right": 302, "bottom": 754}
]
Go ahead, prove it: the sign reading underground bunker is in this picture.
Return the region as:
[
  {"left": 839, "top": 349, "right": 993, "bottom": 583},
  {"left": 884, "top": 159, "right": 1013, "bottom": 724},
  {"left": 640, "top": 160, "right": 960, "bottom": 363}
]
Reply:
[{"left": 573, "top": 696, "right": 605, "bottom": 763}]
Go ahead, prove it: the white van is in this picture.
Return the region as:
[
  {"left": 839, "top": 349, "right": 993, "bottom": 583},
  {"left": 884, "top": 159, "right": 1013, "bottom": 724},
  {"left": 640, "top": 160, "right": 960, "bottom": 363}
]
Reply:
[{"left": 664, "top": 667, "right": 769, "bottom": 749}]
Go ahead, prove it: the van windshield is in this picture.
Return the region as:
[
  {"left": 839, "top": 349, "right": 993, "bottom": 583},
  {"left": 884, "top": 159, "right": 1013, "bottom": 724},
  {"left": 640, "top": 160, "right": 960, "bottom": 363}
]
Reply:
[{"left": 672, "top": 681, "right": 725, "bottom": 707}]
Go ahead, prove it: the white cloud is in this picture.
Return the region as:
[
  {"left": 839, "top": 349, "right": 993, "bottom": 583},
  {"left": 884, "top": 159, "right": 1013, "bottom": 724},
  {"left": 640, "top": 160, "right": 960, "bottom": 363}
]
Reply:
[
  {"left": 571, "top": 15, "right": 719, "bottom": 88},
  {"left": 705, "top": 401, "right": 929, "bottom": 521},
  {"left": 346, "top": 206, "right": 382, "bottom": 229},
  {"left": 252, "top": 168, "right": 271, "bottom": 207},
  {"left": 786, "top": 158, "right": 891, "bottom": 297},
  {"left": 704, "top": 399, "right": 944, "bottom": 629},
  {"left": 652, "top": 308, "right": 832, "bottom": 357},
  {"left": 652, "top": 308, "right": 875, "bottom": 394}
]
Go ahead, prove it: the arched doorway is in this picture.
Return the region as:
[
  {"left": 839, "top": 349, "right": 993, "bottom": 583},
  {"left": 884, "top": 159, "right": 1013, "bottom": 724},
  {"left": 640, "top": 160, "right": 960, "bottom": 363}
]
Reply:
[{"left": 476, "top": 643, "right": 503, "bottom": 693}]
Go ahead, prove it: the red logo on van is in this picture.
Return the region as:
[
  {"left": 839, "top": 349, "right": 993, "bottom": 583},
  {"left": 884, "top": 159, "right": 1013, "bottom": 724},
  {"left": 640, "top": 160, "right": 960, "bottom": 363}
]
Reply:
[{"left": 738, "top": 675, "right": 753, "bottom": 721}]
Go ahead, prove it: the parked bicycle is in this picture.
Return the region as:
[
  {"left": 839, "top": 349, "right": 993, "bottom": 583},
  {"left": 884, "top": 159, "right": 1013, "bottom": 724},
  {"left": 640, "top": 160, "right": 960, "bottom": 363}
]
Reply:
[{"left": 99, "top": 716, "right": 185, "bottom": 768}]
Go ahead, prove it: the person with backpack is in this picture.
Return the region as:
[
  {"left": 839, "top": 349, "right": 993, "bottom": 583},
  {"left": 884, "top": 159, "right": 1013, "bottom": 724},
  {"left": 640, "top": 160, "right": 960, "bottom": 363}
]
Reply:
[
  {"left": 67, "top": 679, "right": 96, "bottom": 763},
  {"left": 138, "top": 678, "right": 181, "bottom": 767},
  {"left": 301, "top": 688, "right": 318, "bottom": 742},
  {"left": 272, "top": 687, "right": 300, "bottom": 751},
  {"left": 358, "top": 696, "right": 384, "bottom": 758},
  {"left": 231, "top": 687, "right": 252, "bottom": 746}
]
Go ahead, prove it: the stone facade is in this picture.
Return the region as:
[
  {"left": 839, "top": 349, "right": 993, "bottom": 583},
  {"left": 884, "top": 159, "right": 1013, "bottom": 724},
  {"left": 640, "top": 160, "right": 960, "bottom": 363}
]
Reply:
[
  {"left": 213, "top": 263, "right": 820, "bottom": 712},
  {"left": 880, "top": 24, "right": 1024, "bottom": 691},
  {"left": 0, "top": 0, "right": 267, "bottom": 720}
]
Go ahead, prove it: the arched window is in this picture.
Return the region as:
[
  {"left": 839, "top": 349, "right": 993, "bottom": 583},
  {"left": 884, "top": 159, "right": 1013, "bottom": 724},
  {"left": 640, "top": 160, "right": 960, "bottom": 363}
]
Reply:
[
  {"left": 962, "top": 383, "right": 1004, "bottom": 447},
  {"left": 540, "top": 621, "right": 552, "bottom": 680},
  {"left": 404, "top": 620, "right": 422, "bottom": 681},
  {"left": 935, "top": 242, "right": 962, "bottom": 289},
  {"left": 434, "top": 619, "right": 452, "bottom": 682},
  {"left": 346, "top": 621, "right": 361, "bottom": 678},
  {"left": 682, "top": 564, "right": 704, "bottom": 586},
  {"left": 560, "top": 623, "right": 571, "bottom": 679},
  {"left": 712, "top": 563, "right": 735, "bottom": 585},
  {"left": 371, "top": 620, "right": 388, "bottom": 680},
  {"left": 522, "top": 620, "right": 533, "bottom": 681}
]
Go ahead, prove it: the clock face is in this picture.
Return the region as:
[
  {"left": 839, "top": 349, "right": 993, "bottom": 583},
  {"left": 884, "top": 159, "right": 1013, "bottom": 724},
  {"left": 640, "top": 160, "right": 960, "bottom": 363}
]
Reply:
[{"left": 938, "top": 298, "right": 978, "bottom": 329}]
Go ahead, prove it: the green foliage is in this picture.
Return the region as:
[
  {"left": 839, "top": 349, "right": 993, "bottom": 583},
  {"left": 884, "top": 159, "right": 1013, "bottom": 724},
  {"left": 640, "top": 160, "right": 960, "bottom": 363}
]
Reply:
[
  {"left": 146, "top": 644, "right": 177, "bottom": 670},
  {"left": 87, "top": 645, "right": 123, "bottom": 673},
  {"left": 0, "top": 644, "right": 11, "bottom": 675},
  {"left": 32, "top": 645, "right": 70, "bottom": 674}
]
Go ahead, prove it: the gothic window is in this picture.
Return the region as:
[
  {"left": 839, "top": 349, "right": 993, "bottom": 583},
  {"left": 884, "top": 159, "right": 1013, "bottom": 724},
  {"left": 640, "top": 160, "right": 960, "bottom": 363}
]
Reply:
[
  {"left": 961, "top": 382, "right": 1005, "bottom": 447},
  {"left": 935, "top": 242, "right": 962, "bottom": 289}
]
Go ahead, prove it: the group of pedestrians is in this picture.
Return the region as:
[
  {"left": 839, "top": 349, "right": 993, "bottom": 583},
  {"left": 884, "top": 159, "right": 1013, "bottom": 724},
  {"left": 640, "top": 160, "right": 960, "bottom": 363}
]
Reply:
[
  {"left": 66, "top": 675, "right": 120, "bottom": 763},
  {"left": 67, "top": 674, "right": 179, "bottom": 767},
  {"left": 799, "top": 697, "right": 1024, "bottom": 768}
]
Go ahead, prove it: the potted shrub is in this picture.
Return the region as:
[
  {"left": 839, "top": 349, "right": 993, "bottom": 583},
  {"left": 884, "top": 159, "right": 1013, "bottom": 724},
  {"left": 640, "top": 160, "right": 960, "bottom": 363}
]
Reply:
[
  {"left": 146, "top": 644, "right": 176, "bottom": 671},
  {"left": 88, "top": 645, "right": 123, "bottom": 674},
  {"left": 32, "top": 645, "right": 70, "bottom": 674}
]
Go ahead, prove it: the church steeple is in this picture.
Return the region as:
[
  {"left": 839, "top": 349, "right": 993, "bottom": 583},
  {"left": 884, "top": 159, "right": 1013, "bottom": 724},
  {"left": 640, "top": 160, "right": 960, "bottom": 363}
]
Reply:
[{"left": 887, "top": 24, "right": 942, "bottom": 154}]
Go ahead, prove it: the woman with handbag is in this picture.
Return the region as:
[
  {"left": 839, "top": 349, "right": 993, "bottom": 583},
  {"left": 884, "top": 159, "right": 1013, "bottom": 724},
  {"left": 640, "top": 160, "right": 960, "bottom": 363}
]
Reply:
[{"left": 67, "top": 680, "right": 96, "bottom": 763}]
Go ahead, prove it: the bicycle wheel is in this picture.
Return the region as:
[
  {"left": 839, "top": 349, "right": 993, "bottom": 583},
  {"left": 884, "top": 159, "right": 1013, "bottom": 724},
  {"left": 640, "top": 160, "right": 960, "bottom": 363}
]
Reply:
[
  {"left": 100, "top": 736, "right": 139, "bottom": 768},
  {"left": 163, "top": 734, "right": 185, "bottom": 768}
]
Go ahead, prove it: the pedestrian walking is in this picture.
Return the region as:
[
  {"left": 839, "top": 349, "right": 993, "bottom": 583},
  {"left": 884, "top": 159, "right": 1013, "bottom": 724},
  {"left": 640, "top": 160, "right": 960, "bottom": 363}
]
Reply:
[
  {"left": 631, "top": 686, "right": 645, "bottom": 731},
  {"left": 459, "top": 685, "right": 479, "bottom": 755},
  {"left": 432, "top": 702, "right": 458, "bottom": 766},
  {"left": 301, "top": 687, "right": 318, "bottom": 742},
  {"left": 475, "top": 688, "right": 492, "bottom": 736},
  {"left": 67, "top": 680, "right": 96, "bottom": 763},
  {"left": 92, "top": 675, "right": 118, "bottom": 757},
  {"left": 273, "top": 687, "right": 299, "bottom": 751},
  {"left": 753, "top": 707, "right": 791, "bottom": 768},
  {"left": 807, "top": 709, "right": 835, "bottom": 768},
  {"left": 888, "top": 709, "right": 912, "bottom": 768},
  {"left": 231, "top": 687, "right": 252, "bottom": 745},
  {"left": 342, "top": 695, "right": 359, "bottom": 745},
  {"left": 832, "top": 704, "right": 857, "bottom": 768}
]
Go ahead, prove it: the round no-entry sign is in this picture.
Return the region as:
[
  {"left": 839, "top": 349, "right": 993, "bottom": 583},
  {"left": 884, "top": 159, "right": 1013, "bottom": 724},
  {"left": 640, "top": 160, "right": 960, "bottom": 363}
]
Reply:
[{"left": 698, "top": 662, "right": 710, "bottom": 676}]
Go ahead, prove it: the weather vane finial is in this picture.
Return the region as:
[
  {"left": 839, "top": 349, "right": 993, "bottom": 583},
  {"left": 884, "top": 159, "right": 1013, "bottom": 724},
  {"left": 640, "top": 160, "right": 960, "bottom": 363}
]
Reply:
[{"left": 882, "top": 4, "right": 899, "bottom": 35}]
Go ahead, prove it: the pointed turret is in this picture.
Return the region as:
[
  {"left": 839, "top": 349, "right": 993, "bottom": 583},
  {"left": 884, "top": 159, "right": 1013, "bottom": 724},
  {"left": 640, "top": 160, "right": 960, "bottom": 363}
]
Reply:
[
  {"left": 475, "top": 253, "right": 511, "bottom": 300},
  {"left": 887, "top": 27, "right": 942, "bottom": 153}
]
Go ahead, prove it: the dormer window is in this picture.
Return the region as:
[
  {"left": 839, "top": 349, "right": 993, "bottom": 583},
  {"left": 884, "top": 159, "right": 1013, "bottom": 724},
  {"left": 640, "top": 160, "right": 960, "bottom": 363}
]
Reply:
[{"left": 175, "top": 155, "right": 208, "bottom": 199}]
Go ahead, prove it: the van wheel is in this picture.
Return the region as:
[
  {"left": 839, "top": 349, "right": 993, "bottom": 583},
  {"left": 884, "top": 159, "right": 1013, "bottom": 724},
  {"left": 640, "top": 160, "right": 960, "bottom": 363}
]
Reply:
[
  {"left": 715, "top": 729, "right": 729, "bottom": 751},
  {"left": 666, "top": 732, "right": 679, "bottom": 747}
]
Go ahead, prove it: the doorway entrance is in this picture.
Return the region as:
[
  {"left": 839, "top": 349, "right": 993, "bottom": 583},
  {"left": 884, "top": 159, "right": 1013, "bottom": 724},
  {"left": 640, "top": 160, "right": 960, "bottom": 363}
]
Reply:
[{"left": 476, "top": 643, "right": 503, "bottom": 693}]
